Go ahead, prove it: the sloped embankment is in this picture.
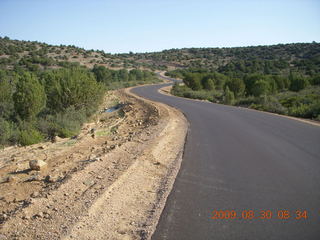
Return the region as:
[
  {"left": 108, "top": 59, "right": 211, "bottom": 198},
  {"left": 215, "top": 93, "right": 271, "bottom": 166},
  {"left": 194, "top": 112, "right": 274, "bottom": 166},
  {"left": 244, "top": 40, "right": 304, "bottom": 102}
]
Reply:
[{"left": 0, "top": 87, "right": 188, "bottom": 240}]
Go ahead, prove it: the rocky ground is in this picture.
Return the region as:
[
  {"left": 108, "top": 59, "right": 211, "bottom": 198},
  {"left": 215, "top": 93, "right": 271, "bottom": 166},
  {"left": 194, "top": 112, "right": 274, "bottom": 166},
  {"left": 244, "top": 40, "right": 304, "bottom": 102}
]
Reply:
[{"left": 0, "top": 86, "right": 187, "bottom": 240}]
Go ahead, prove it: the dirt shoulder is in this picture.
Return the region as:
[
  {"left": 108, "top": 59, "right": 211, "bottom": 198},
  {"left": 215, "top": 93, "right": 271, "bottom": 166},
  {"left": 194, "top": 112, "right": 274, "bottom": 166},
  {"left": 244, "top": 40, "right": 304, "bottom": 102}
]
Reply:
[
  {"left": 64, "top": 88, "right": 187, "bottom": 240},
  {"left": 0, "top": 87, "right": 188, "bottom": 240}
]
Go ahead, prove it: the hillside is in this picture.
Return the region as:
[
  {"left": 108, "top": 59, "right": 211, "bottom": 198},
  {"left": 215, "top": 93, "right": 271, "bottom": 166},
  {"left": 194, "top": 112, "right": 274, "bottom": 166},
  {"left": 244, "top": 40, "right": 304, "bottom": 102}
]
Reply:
[
  {"left": 1, "top": 37, "right": 319, "bottom": 73},
  {"left": 162, "top": 43, "right": 320, "bottom": 121},
  {"left": 0, "top": 36, "right": 134, "bottom": 70},
  {"left": 0, "top": 37, "right": 160, "bottom": 148},
  {"left": 131, "top": 42, "right": 320, "bottom": 73}
]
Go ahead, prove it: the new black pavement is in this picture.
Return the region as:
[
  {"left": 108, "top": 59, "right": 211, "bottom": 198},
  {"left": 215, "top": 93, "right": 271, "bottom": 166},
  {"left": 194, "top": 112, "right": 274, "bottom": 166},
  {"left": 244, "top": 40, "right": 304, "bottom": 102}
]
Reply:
[{"left": 132, "top": 82, "right": 320, "bottom": 240}]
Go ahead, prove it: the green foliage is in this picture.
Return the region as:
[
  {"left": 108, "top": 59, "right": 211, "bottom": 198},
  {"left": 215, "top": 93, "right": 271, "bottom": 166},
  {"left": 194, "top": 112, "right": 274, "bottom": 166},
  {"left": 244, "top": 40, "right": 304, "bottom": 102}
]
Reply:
[
  {"left": 19, "top": 128, "right": 44, "bottom": 146},
  {"left": 43, "top": 67, "right": 104, "bottom": 115},
  {"left": 13, "top": 72, "right": 46, "bottom": 120},
  {"left": 202, "top": 78, "right": 215, "bottom": 90},
  {"left": 288, "top": 103, "right": 318, "bottom": 118},
  {"left": 143, "top": 42, "right": 320, "bottom": 75},
  {"left": 0, "top": 118, "right": 11, "bottom": 145},
  {"left": 223, "top": 86, "right": 235, "bottom": 105},
  {"left": 251, "top": 80, "right": 270, "bottom": 97},
  {"left": 278, "top": 87, "right": 320, "bottom": 118},
  {"left": 225, "top": 78, "right": 245, "bottom": 98},
  {"left": 310, "top": 74, "right": 320, "bottom": 85},
  {"left": 92, "top": 65, "right": 112, "bottom": 83},
  {"left": 0, "top": 62, "right": 160, "bottom": 146},
  {"left": 171, "top": 67, "right": 320, "bottom": 121},
  {"left": 184, "top": 73, "right": 203, "bottom": 90},
  {"left": 171, "top": 83, "right": 219, "bottom": 102},
  {"left": 37, "top": 106, "right": 87, "bottom": 139},
  {"left": 0, "top": 70, "right": 15, "bottom": 119},
  {"left": 52, "top": 106, "right": 87, "bottom": 138},
  {"left": 289, "top": 74, "right": 309, "bottom": 91},
  {"left": 91, "top": 65, "right": 159, "bottom": 89},
  {"left": 250, "top": 95, "right": 287, "bottom": 115}
]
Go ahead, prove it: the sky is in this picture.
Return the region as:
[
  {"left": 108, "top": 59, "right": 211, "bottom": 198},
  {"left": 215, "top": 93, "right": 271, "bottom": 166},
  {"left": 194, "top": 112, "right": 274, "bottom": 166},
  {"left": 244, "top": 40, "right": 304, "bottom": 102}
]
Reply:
[{"left": 0, "top": 0, "right": 319, "bottom": 53}]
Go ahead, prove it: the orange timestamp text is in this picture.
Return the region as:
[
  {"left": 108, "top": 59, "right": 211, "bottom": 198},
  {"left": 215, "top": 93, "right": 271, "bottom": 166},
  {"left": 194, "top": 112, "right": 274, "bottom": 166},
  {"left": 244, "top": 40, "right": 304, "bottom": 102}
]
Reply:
[{"left": 211, "top": 209, "right": 308, "bottom": 220}]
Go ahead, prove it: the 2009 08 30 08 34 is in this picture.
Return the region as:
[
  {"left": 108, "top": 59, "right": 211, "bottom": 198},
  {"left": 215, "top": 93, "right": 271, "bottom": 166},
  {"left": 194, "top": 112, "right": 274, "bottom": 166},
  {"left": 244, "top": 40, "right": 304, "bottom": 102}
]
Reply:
[{"left": 211, "top": 210, "right": 308, "bottom": 220}]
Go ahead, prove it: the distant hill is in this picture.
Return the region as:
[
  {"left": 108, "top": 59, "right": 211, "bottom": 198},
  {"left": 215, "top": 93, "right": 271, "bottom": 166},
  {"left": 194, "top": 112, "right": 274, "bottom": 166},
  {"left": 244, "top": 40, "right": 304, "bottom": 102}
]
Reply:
[
  {"left": 131, "top": 42, "right": 320, "bottom": 75},
  {"left": 0, "top": 36, "right": 151, "bottom": 71},
  {"left": 1, "top": 37, "right": 319, "bottom": 74}
]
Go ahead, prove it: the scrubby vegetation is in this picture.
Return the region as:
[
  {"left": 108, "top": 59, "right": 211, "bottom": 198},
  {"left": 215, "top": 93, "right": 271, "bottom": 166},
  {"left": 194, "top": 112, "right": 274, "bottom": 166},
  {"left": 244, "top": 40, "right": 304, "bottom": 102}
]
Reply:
[
  {"left": 0, "top": 67, "right": 104, "bottom": 146},
  {"left": 170, "top": 67, "right": 320, "bottom": 121},
  {"left": 0, "top": 37, "right": 160, "bottom": 147},
  {"left": 92, "top": 65, "right": 159, "bottom": 89},
  {"left": 130, "top": 42, "right": 320, "bottom": 71},
  {"left": 1, "top": 36, "right": 319, "bottom": 146},
  {"left": 160, "top": 43, "right": 320, "bottom": 119}
]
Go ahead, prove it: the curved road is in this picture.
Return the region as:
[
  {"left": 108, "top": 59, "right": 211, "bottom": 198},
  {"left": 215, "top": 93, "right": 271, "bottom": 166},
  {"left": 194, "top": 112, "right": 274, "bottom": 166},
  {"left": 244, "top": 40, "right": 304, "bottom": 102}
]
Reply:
[{"left": 131, "top": 78, "right": 320, "bottom": 240}]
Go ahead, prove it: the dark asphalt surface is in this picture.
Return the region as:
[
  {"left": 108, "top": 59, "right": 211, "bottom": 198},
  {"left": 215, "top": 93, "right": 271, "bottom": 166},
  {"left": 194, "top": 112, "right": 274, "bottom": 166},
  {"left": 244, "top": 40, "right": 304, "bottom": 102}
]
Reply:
[{"left": 131, "top": 78, "right": 320, "bottom": 240}]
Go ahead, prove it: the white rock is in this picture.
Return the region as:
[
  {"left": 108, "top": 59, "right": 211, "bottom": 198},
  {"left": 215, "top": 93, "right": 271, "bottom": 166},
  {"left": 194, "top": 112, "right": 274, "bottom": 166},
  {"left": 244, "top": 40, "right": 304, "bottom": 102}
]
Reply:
[{"left": 29, "top": 160, "right": 47, "bottom": 171}]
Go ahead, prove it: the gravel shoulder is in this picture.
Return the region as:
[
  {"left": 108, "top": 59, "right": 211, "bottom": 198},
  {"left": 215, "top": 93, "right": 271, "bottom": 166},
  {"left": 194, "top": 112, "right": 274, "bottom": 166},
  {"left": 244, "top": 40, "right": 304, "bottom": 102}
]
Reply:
[{"left": 0, "top": 86, "right": 188, "bottom": 240}]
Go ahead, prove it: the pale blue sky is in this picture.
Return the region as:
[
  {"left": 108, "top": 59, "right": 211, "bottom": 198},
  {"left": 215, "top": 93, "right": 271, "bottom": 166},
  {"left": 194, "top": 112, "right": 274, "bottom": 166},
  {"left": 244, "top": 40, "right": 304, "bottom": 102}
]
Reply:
[{"left": 0, "top": 0, "right": 319, "bottom": 53}]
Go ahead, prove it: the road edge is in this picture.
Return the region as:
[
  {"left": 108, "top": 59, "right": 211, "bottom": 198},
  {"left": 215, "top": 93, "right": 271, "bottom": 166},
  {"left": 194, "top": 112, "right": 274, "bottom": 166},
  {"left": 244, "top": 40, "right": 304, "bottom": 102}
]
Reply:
[
  {"left": 159, "top": 85, "right": 320, "bottom": 127},
  {"left": 126, "top": 86, "right": 189, "bottom": 239}
]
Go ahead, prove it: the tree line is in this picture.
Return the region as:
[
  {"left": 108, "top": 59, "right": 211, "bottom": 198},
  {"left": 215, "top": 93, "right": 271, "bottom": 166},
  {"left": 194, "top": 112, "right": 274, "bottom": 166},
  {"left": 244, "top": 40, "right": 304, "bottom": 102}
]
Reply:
[{"left": 169, "top": 68, "right": 320, "bottom": 120}]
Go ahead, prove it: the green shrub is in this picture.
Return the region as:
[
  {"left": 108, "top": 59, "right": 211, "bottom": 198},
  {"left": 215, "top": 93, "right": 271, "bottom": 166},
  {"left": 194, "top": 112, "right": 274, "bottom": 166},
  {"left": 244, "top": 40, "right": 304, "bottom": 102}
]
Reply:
[
  {"left": 54, "top": 107, "right": 87, "bottom": 138},
  {"left": 257, "top": 95, "right": 288, "bottom": 115},
  {"left": 288, "top": 101, "right": 320, "bottom": 119},
  {"left": 19, "top": 128, "right": 44, "bottom": 146},
  {"left": 236, "top": 96, "right": 258, "bottom": 106},
  {"left": 223, "top": 86, "right": 235, "bottom": 105},
  {"left": 251, "top": 80, "right": 270, "bottom": 97},
  {"left": 38, "top": 106, "right": 87, "bottom": 138},
  {"left": 289, "top": 75, "right": 309, "bottom": 91},
  {"left": 43, "top": 67, "right": 104, "bottom": 114},
  {"left": 0, "top": 118, "right": 11, "bottom": 145}
]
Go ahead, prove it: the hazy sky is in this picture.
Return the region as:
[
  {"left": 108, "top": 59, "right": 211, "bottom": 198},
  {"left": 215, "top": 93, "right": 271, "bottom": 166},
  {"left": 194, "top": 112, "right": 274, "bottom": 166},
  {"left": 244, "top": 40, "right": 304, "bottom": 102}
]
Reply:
[{"left": 0, "top": 0, "right": 319, "bottom": 53}]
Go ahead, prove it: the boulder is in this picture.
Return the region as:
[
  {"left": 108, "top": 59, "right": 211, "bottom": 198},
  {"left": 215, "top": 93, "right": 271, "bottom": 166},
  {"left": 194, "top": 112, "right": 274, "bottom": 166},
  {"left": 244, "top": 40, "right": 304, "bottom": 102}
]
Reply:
[{"left": 29, "top": 160, "right": 47, "bottom": 171}]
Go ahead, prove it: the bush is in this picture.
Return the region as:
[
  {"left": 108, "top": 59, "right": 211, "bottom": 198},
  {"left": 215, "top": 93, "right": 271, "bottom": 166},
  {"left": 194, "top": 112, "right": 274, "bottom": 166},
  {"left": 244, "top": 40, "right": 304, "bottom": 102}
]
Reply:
[
  {"left": 19, "top": 128, "right": 44, "bottom": 146},
  {"left": 225, "top": 78, "right": 245, "bottom": 98},
  {"left": 236, "top": 96, "right": 258, "bottom": 107},
  {"left": 171, "top": 83, "right": 215, "bottom": 101},
  {"left": 54, "top": 107, "right": 87, "bottom": 138},
  {"left": 288, "top": 101, "right": 320, "bottom": 118},
  {"left": 43, "top": 67, "right": 104, "bottom": 114},
  {"left": 223, "top": 87, "right": 235, "bottom": 105},
  {"left": 0, "top": 118, "right": 11, "bottom": 146},
  {"left": 251, "top": 80, "right": 270, "bottom": 97},
  {"left": 289, "top": 75, "right": 309, "bottom": 91},
  {"left": 257, "top": 95, "right": 287, "bottom": 115},
  {"left": 37, "top": 106, "right": 87, "bottom": 138}
]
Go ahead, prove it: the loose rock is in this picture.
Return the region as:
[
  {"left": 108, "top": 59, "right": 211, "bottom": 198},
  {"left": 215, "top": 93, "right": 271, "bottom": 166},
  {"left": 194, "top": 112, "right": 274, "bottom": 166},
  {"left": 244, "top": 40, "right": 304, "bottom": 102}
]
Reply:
[{"left": 29, "top": 160, "right": 47, "bottom": 171}]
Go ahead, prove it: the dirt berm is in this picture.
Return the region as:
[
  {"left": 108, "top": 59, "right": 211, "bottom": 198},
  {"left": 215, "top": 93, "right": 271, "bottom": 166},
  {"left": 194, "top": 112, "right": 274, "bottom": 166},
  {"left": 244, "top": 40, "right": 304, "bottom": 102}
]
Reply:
[{"left": 0, "top": 86, "right": 188, "bottom": 240}]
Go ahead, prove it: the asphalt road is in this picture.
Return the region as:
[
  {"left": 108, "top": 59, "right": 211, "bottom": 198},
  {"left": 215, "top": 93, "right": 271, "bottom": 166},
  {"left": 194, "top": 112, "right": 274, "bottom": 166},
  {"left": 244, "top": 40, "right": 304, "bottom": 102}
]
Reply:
[{"left": 131, "top": 79, "right": 320, "bottom": 240}]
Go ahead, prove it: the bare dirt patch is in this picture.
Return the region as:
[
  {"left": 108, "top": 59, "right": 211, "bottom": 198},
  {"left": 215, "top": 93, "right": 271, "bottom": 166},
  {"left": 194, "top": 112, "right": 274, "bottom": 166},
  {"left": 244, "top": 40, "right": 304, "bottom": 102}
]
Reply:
[{"left": 0, "top": 86, "right": 188, "bottom": 240}]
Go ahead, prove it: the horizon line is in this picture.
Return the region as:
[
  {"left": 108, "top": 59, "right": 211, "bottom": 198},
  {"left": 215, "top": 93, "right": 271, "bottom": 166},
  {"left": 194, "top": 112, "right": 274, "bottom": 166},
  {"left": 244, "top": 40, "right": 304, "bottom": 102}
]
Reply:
[{"left": 0, "top": 35, "right": 318, "bottom": 55}]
